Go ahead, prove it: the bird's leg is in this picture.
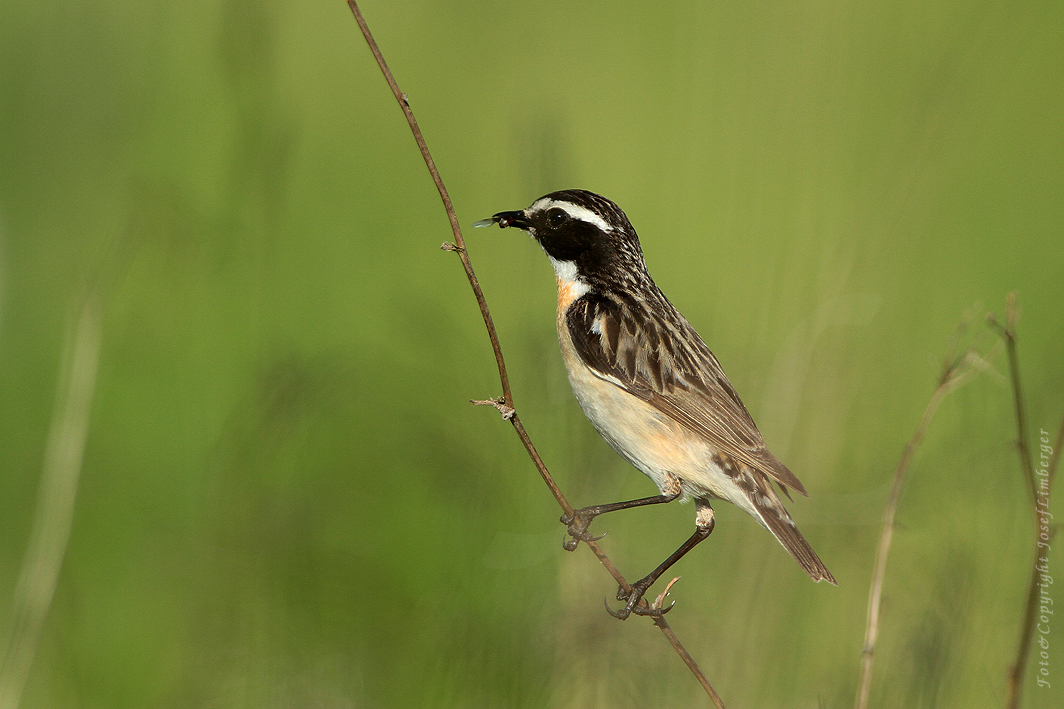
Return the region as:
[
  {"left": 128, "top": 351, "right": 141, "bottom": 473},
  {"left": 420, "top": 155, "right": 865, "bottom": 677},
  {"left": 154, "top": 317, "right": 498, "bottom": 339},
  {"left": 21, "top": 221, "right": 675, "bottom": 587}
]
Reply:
[
  {"left": 561, "top": 475, "right": 683, "bottom": 551},
  {"left": 608, "top": 499, "right": 715, "bottom": 620}
]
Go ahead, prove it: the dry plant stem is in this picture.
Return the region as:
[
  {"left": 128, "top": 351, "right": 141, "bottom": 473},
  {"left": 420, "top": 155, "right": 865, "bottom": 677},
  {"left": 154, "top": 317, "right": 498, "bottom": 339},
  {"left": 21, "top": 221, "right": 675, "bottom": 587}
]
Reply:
[
  {"left": 1006, "top": 417, "right": 1062, "bottom": 709},
  {"left": 0, "top": 295, "right": 102, "bottom": 709},
  {"left": 345, "top": 2, "right": 720, "bottom": 704},
  {"left": 345, "top": 3, "right": 504, "bottom": 396},
  {"left": 854, "top": 351, "right": 984, "bottom": 709},
  {"left": 345, "top": 0, "right": 574, "bottom": 513},
  {"left": 991, "top": 295, "right": 1038, "bottom": 503},
  {"left": 654, "top": 614, "right": 725, "bottom": 708},
  {"left": 990, "top": 296, "right": 1063, "bottom": 709}
]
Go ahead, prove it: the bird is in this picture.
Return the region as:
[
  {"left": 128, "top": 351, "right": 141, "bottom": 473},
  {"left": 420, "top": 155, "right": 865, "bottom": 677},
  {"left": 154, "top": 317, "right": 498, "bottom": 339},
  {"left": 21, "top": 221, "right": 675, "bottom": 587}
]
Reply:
[{"left": 475, "top": 189, "right": 836, "bottom": 619}]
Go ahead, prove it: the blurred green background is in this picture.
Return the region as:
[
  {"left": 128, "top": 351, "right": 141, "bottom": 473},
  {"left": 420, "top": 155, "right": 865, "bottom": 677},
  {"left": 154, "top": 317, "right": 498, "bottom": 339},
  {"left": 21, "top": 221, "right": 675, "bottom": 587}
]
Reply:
[{"left": 1, "top": 0, "right": 1062, "bottom": 707}]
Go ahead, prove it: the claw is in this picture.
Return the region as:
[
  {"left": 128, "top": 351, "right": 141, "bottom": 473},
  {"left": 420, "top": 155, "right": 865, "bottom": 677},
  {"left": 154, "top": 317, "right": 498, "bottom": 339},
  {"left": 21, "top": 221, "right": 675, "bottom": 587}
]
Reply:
[
  {"left": 604, "top": 597, "right": 624, "bottom": 618},
  {"left": 605, "top": 577, "right": 674, "bottom": 620},
  {"left": 604, "top": 595, "right": 673, "bottom": 620},
  {"left": 607, "top": 588, "right": 642, "bottom": 620},
  {"left": 632, "top": 600, "right": 675, "bottom": 617},
  {"left": 560, "top": 509, "right": 606, "bottom": 550},
  {"left": 561, "top": 529, "right": 606, "bottom": 551}
]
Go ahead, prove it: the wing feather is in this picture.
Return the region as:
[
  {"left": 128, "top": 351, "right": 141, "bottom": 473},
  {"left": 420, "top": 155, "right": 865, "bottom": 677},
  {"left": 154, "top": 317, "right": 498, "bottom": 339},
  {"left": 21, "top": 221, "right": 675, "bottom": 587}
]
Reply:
[{"left": 567, "top": 292, "right": 807, "bottom": 496}]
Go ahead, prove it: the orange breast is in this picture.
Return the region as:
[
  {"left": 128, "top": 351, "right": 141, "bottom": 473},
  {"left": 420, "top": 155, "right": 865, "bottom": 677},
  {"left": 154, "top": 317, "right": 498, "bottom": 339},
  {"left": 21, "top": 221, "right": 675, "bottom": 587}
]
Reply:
[{"left": 556, "top": 276, "right": 583, "bottom": 315}]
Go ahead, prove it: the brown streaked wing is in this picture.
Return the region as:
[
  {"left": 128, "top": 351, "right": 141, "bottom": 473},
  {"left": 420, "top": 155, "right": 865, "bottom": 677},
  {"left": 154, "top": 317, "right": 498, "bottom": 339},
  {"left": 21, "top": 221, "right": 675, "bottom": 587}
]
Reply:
[{"left": 566, "top": 293, "right": 808, "bottom": 497}]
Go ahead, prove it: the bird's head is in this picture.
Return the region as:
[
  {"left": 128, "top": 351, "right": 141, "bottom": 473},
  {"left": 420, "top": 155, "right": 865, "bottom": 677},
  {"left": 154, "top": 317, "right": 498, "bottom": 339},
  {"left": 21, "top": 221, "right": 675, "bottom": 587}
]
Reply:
[{"left": 475, "top": 189, "right": 648, "bottom": 291}]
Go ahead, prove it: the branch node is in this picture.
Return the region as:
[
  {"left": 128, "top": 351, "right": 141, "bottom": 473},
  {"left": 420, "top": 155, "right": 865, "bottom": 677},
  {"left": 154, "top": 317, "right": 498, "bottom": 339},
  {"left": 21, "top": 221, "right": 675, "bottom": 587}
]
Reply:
[
  {"left": 440, "top": 241, "right": 464, "bottom": 253},
  {"left": 652, "top": 577, "right": 682, "bottom": 610},
  {"left": 471, "top": 397, "right": 515, "bottom": 420}
]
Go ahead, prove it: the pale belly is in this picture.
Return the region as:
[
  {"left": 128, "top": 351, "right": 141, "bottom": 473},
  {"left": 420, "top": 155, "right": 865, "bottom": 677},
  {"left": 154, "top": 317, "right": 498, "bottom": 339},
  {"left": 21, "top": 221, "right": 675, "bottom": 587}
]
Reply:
[
  {"left": 557, "top": 315, "right": 754, "bottom": 516},
  {"left": 550, "top": 276, "right": 770, "bottom": 524}
]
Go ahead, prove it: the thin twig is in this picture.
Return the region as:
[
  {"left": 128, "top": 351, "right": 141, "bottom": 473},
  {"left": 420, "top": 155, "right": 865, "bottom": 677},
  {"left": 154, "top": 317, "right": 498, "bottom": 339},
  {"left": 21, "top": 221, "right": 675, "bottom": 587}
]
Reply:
[
  {"left": 0, "top": 294, "right": 102, "bottom": 709},
  {"left": 989, "top": 295, "right": 1063, "bottom": 709},
  {"left": 345, "top": 2, "right": 720, "bottom": 703},
  {"left": 655, "top": 613, "right": 726, "bottom": 708},
  {"left": 854, "top": 340, "right": 993, "bottom": 709},
  {"left": 989, "top": 294, "right": 1038, "bottom": 505},
  {"left": 1005, "top": 418, "right": 1062, "bottom": 709}
]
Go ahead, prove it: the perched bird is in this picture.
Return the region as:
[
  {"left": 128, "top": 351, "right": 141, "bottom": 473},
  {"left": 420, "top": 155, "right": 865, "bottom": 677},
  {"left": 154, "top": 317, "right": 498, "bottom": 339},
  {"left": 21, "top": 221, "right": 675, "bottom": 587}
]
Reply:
[{"left": 476, "top": 189, "right": 836, "bottom": 619}]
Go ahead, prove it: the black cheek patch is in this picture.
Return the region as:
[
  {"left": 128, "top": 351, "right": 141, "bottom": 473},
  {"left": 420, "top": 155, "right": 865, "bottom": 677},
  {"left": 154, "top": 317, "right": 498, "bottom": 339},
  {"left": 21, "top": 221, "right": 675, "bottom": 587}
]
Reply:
[{"left": 536, "top": 220, "right": 601, "bottom": 264}]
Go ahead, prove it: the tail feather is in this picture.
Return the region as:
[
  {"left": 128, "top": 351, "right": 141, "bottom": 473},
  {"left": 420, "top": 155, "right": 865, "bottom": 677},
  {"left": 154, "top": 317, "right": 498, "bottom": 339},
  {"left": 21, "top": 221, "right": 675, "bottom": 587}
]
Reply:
[
  {"left": 734, "top": 465, "right": 837, "bottom": 584},
  {"left": 759, "top": 499, "right": 837, "bottom": 584}
]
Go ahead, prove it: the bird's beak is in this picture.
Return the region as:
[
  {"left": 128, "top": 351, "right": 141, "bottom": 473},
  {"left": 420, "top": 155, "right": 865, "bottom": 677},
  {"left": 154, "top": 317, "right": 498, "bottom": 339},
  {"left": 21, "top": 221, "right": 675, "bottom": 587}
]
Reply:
[{"left": 472, "top": 210, "right": 531, "bottom": 231}]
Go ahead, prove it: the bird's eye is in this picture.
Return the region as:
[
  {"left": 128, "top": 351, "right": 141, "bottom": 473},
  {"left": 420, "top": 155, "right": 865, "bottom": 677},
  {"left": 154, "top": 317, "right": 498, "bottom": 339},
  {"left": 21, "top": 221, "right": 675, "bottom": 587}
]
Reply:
[{"left": 545, "top": 208, "right": 570, "bottom": 227}]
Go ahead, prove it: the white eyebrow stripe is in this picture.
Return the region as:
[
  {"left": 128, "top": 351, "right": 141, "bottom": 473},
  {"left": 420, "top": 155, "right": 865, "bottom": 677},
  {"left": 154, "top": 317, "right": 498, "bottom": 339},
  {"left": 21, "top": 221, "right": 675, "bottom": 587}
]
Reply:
[{"left": 529, "top": 198, "right": 613, "bottom": 233}]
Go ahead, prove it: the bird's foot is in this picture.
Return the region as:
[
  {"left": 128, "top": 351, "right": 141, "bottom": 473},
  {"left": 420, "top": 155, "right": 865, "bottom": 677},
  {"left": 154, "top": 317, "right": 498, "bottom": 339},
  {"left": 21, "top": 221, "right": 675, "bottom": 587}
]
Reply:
[
  {"left": 606, "top": 576, "right": 675, "bottom": 620},
  {"left": 560, "top": 508, "right": 607, "bottom": 551}
]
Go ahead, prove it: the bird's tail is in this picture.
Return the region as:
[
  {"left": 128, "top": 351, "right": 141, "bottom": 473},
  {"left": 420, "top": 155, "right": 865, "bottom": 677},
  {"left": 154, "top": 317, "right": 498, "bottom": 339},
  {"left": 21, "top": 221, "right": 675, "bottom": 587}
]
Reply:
[{"left": 738, "top": 467, "right": 837, "bottom": 584}]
